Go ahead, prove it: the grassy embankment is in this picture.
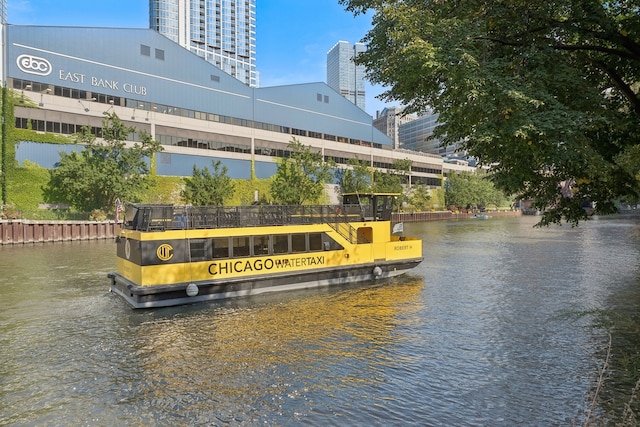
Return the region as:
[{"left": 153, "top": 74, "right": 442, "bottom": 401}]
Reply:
[{"left": 5, "top": 162, "right": 274, "bottom": 220}]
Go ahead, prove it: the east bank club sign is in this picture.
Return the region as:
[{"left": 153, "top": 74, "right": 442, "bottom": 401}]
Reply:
[{"left": 17, "top": 54, "right": 148, "bottom": 96}]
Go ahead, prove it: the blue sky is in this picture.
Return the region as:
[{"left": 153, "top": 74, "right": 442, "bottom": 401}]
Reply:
[{"left": 8, "top": 0, "right": 393, "bottom": 116}]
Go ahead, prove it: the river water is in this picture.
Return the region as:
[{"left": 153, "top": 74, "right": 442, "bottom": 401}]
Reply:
[{"left": 1, "top": 216, "right": 639, "bottom": 426}]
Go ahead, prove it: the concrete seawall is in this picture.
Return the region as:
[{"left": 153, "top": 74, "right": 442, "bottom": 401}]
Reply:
[{"left": 0, "top": 220, "right": 118, "bottom": 245}]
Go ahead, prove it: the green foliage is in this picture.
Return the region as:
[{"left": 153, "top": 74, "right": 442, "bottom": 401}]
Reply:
[
  {"left": 341, "top": 0, "right": 640, "bottom": 225},
  {"left": 42, "top": 112, "right": 163, "bottom": 215},
  {"left": 139, "top": 175, "right": 185, "bottom": 204},
  {"left": 1, "top": 86, "right": 17, "bottom": 204},
  {"left": 6, "top": 161, "right": 49, "bottom": 210},
  {"left": 230, "top": 178, "right": 273, "bottom": 205},
  {"left": 408, "top": 183, "right": 432, "bottom": 211},
  {"left": 336, "top": 157, "right": 372, "bottom": 194},
  {"left": 13, "top": 129, "right": 72, "bottom": 145},
  {"left": 270, "top": 138, "right": 334, "bottom": 205},
  {"left": 181, "top": 160, "right": 235, "bottom": 206},
  {"left": 371, "top": 158, "right": 411, "bottom": 194},
  {"left": 445, "top": 171, "right": 507, "bottom": 210}
]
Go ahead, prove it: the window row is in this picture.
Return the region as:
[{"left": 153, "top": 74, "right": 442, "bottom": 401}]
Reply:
[
  {"left": 189, "top": 232, "right": 340, "bottom": 262},
  {"left": 13, "top": 78, "right": 384, "bottom": 150}
]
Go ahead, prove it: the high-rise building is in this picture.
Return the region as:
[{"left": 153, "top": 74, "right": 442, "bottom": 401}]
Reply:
[
  {"left": 149, "top": 0, "right": 257, "bottom": 87},
  {"left": 0, "top": 0, "right": 6, "bottom": 24},
  {"left": 399, "top": 110, "right": 464, "bottom": 158},
  {"left": 373, "top": 107, "right": 417, "bottom": 150},
  {"left": 327, "top": 41, "right": 366, "bottom": 111}
]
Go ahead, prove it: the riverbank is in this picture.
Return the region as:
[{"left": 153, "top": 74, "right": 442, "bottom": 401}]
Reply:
[
  {"left": 1, "top": 210, "right": 523, "bottom": 245},
  {"left": 0, "top": 220, "right": 118, "bottom": 245},
  {"left": 392, "top": 209, "right": 522, "bottom": 223}
]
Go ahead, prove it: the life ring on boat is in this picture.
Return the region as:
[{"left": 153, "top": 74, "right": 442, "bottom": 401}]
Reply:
[
  {"left": 186, "top": 283, "right": 199, "bottom": 297},
  {"left": 373, "top": 266, "right": 383, "bottom": 277}
]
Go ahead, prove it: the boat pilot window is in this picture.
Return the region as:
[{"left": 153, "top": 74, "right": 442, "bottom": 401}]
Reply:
[
  {"left": 212, "top": 237, "right": 230, "bottom": 258},
  {"left": 292, "top": 233, "right": 306, "bottom": 252},
  {"left": 273, "top": 234, "right": 288, "bottom": 254},
  {"left": 253, "top": 235, "right": 269, "bottom": 256},
  {"left": 309, "top": 233, "right": 323, "bottom": 251},
  {"left": 232, "top": 236, "right": 250, "bottom": 257},
  {"left": 189, "top": 239, "right": 210, "bottom": 262}
]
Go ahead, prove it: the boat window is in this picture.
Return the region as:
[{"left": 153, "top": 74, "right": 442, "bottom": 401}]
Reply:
[
  {"left": 273, "top": 234, "right": 289, "bottom": 254},
  {"left": 253, "top": 235, "right": 269, "bottom": 256},
  {"left": 212, "top": 237, "right": 230, "bottom": 258},
  {"left": 357, "top": 227, "right": 373, "bottom": 244},
  {"left": 292, "top": 233, "right": 306, "bottom": 252},
  {"left": 189, "top": 239, "right": 210, "bottom": 261},
  {"left": 309, "top": 233, "right": 323, "bottom": 251},
  {"left": 232, "top": 236, "right": 250, "bottom": 257}
]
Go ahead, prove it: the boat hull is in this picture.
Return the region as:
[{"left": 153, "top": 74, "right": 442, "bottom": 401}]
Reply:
[{"left": 109, "top": 258, "right": 422, "bottom": 309}]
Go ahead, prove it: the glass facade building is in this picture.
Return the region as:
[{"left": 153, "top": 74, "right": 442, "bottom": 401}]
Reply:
[
  {"left": 327, "top": 41, "right": 366, "bottom": 111},
  {"left": 0, "top": 0, "right": 6, "bottom": 24},
  {"left": 399, "top": 111, "right": 463, "bottom": 158},
  {"left": 150, "top": 0, "right": 257, "bottom": 87}
]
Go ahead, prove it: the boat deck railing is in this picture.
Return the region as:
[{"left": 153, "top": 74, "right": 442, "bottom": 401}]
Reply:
[{"left": 123, "top": 204, "right": 372, "bottom": 233}]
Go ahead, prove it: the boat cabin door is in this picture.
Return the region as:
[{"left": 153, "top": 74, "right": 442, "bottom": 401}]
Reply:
[{"left": 374, "top": 194, "right": 396, "bottom": 221}]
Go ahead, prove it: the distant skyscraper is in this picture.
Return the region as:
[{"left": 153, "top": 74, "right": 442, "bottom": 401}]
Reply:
[
  {"left": 149, "top": 0, "right": 257, "bottom": 87},
  {"left": 0, "top": 0, "right": 6, "bottom": 24},
  {"left": 373, "top": 107, "right": 417, "bottom": 150},
  {"left": 399, "top": 110, "right": 463, "bottom": 157},
  {"left": 327, "top": 41, "right": 366, "bottom": 111}
]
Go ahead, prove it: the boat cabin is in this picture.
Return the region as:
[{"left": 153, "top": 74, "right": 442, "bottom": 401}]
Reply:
[
  {"left": 121, "top": 193, "right": 401, "bottom": 232},
  {"left": 341, "top": 193, "right": 399, "bottom": 221}
]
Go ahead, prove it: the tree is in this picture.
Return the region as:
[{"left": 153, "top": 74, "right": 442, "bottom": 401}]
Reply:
[
  {"left": 181, "top": 160, "right": 234, "bottom": 206},
  {"left": 408, "top": 183, "right": 432, "bottom": 211},
  {"left": 43, "top": 112, "right": 162, "bottom": 215},
  {"left": 445, "top": 171, "right": 507, "bottom": 210},
  {"left": 341, "top": 0, "right": 640, "bottom": 225},
  {"left": 371, "top": 158, "right": 411, "bottom": 194},
  {"left": 336, "top": 157, "right": 372, "bottom": 194},
  {"left": 270, "top": 138, "right": 334, "bottom": 205}
]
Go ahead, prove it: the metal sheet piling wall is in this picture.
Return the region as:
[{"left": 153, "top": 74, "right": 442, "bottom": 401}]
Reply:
[
  {"left": 392, "top": 210, "right": 522, "bottom": 223},
  {"left": 0, "top": 220, "right": 118, "bottom": 245}
]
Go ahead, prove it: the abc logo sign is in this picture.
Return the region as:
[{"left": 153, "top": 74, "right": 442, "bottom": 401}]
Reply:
[{"left": 17, "top": 54, "right": 52, "bottom": 76}]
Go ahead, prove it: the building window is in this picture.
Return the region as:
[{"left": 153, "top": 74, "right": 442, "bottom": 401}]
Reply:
[
  {"left": 317, "top": 93, "right": 322, "bottom": 102},
  {"left": 324, "top": 95, "right": 329, "bottom": 103},
  {"left": 140, "top": 45, "right": 151, "bottom": 56},
  {"left": 211, "top": 74, "right": 220, "bottom": 82},
  {"left": 155, "top": 48, "right": 165, "bottom": 60}
]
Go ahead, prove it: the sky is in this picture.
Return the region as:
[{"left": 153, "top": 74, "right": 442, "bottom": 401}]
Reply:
[{"left": 7, "top": 0, "right": 395, "bottom": 117}]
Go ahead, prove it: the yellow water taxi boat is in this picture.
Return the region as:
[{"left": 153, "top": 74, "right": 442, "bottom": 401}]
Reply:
[{"left": 108, "top": 193, "right": 423, "bottom": 308}]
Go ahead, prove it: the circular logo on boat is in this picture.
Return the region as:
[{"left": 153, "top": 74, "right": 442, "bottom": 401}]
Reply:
[{"left": 156, "top": 243, "right": 174, "bottom": 261}]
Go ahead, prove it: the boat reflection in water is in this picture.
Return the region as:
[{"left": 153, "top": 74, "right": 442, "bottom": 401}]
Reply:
[{"left": 127, "top": 277, "right": 424, "bottom": 421}]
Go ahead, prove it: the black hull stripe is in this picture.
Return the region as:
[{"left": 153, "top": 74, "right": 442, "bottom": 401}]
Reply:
[{"left": 109, "top": 259, "right": 422, "bottom": 308}]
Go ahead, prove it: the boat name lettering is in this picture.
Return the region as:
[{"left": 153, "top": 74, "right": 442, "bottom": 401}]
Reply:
[
  {"left": 208, "top": 256, "right": 325, "bottom": 275},
  {"left": 394, "top": 245, "right": 411, "bottom": 251}
]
